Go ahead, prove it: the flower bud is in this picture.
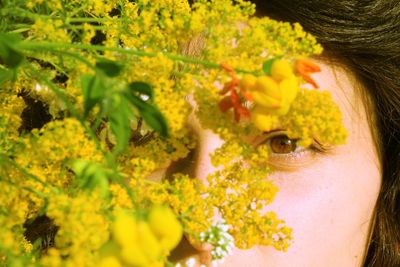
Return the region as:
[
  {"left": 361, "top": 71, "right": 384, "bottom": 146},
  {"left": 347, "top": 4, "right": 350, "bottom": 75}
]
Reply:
[
  {"left": 271, "top": 59, "right": 294, "bottom": 81},
  {"left": 249, "top": 75, "right": 299, "bottom": 117},
  {"left": 98, "top": 256, "right": 122, "bottom": 267},
  {"left": 251, "top": 76, "right": 281, "bottom": 109},
  {"left": 137, "top": 221, "right": 162, "bottom": 261},
  {"left": 120, "top": 243, "right": 150, "bottom": 267},
  {"left": 240, "top": 74, "right": 257, "bottom": 88},
  {"left": 148, "top": 205, "right": 183, "bottom": 253},
  {"left": 112, "top": 212, "right": 137, "bottom": 248}
]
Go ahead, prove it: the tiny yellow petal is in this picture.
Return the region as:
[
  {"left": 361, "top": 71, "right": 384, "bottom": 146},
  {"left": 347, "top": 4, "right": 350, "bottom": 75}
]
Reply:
[
  {"left": 254, "top": 76, "right": 281, "bottom": 100},
  {"left": 251, "top": 107, "right": 278, "bottom": 132},
  {"left": 112, "top": 212, "right": 137, "bottom": 247},
  {"left": 120, "top": 244, "right": 149, "bottom": 267},
  {"left": 137, "top": 221, "right": 162, "bottom": 261},
  {"left": 241, "top": 74, "right": 257, "bottom": 88},
  {"left": 271, "top": 60, "right": 294, "bottom": 81},
  {"left": 279, "top": 77, "right": 298, "bottom": 104},
  {"left": 252, "top": 91, "right": 281, "bottom": 109},
  {"left": 98, "top": 256, "right": 122, "bottom": 267},
  {"left": 148, "top": 206, "right": 183, "bottom": 252}
]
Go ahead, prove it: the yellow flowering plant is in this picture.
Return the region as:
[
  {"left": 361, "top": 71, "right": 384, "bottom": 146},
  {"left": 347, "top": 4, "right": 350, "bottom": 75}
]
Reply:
[{"left": 0, "top": 0, "right": 348, "bottom": 266}]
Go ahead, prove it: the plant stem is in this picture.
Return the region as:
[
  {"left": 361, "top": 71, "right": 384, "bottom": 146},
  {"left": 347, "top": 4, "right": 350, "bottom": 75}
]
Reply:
[
  {"left": 1, "top": 178, "right": 47, "bottom": 198},
  {"left": 20, "top": 41, "right": 256, "bottom": 74}
]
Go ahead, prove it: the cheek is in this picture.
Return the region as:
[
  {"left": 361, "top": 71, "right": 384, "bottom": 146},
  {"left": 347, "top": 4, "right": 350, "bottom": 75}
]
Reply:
[{"left": 262, "top": 142, "right": 380, "bottom": 266}]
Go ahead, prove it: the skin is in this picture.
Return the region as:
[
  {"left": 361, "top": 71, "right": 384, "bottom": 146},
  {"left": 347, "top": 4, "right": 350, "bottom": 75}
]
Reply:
[{"left": 175, "top": 61, "right": 382, "bottom": 267}]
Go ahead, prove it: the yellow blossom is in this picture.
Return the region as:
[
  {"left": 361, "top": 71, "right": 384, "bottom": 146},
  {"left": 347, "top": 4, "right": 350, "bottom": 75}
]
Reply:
[
  {"left": 148, "top": 205, "right": 183, "bottom": 253},
  {"left": 112, "top": 211, "right": 137, "bottom": 248},
  {"left": 251, "top": 106, "right": 279, "bottom": 132},
  {"left": 244, "top": 60, "right": 299, "bottom": 119},
  {"left": 98, "top": 256, "right": 122, "bottom": 267}
]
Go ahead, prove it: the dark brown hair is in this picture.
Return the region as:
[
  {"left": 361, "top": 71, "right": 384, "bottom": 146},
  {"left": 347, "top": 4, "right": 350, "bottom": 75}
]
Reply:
[{"left": 253, "top": 1, "right": 400, "bottom": 266}]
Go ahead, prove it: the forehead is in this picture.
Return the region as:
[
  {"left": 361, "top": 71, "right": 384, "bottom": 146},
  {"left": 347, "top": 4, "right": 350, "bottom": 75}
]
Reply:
[{"left": 312, "top": 60, "right": 380, "bottom": 165}]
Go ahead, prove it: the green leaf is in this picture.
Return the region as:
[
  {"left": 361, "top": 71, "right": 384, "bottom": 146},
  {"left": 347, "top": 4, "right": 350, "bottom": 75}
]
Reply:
[
  {"left": 109, "top": 94, "right": 133, "bottom": 154},
  {"left": 123, "top": 91, "right": 168, "bottom": 137},
  {"left": 139, "top": 101, "right": 169, "bottom": 137},
  {"left": 0, "top": 68, "right": 13, "bottom": 86},
  {"left": 123, "top": 90, "right": 146, "bottom": 109},
  {"left": 96, "top": 59, "right": 123, "bottom": 78},
  {"left": 0, "top": 33, "right": 25, "bottom": 68},
  {"left": 81, "top": 74, "right": 106, "bottom": 117},
  {"left": 262, "top": 56, "right": 284, "bottom": 76},
  {"left": 71, "top": 159, "right": 109, "bottom": 197},
  {"left": 262, "top": 58, "right": 275, "bottom": 76},
  {"left": 128, "top": 81, "right": 153, "bottom": 100}
]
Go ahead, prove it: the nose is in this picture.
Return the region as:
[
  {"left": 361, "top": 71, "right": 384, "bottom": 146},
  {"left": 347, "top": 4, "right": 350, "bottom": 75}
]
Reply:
[{"left": 191, "top": 124, "right": 225, "bottom": 185}]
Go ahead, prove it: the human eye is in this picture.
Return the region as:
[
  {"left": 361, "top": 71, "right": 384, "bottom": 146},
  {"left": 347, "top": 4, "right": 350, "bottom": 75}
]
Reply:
[{"left": 253, "top": 130, "right": 331, "bottom": 171}]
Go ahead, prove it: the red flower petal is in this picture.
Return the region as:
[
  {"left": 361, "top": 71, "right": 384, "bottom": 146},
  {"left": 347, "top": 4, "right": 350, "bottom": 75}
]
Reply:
[{"left": 218, "top": 96, "right": 234, "bottom": 112}]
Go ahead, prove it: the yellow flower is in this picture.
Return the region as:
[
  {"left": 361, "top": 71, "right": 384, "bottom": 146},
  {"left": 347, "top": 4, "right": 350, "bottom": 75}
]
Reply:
[
  {"left": 98, "top": 256, "right": 122, "bottom": 267},
  {"left": 250, "top": 106, "right": 278, "bottom": 132},
  {"left": 250, "top": 75, "right": 297, "bottom": 115},
  {"left": 242, "top": 60, "right": 299, "bottom": 126},
  {"left": 112, "top": 211, "right": 137, "bottom": 248},
  {"left": 136, "top": 221, "right": 162, "bottom": 261},
  {"left": 148, "top": 205, "right": 183, "bottom": 253},
  {"left": 111, "top": 211, "right": 164, "bottom": 266},
  {"left": 120, "top": 242, "right": 150, "bottom": 267},
  {"left": 270, "top": 59, "right": 294, "bottom": 81}
]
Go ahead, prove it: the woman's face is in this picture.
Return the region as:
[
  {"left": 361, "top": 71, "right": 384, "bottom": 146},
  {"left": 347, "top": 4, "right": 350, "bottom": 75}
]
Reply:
[{"left": 174, "top": 61, "right": 382, "bottom": 267}]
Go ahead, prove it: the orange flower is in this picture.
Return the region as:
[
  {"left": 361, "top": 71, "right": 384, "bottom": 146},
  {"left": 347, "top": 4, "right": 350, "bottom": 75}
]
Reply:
[
  {"left": 218, "top": 63, "right": 252, "bottom": 122},
  {"left": 295, "top": 59, "right": 321, "bottom": 88}
]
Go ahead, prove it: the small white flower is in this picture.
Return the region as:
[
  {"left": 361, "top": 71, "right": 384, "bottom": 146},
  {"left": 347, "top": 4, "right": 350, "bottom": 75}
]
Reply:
[
  {"left": 185, "top": 257, "right": 196, "bottom": 267},
  {"left": 199, "top": 219, "right": 234, "bottom": 262}
]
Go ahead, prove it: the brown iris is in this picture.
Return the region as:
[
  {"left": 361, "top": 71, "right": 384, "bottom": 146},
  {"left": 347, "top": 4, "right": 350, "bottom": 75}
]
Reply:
[{"left": 270, "top": 135, "right": 297, "bottom": 154}]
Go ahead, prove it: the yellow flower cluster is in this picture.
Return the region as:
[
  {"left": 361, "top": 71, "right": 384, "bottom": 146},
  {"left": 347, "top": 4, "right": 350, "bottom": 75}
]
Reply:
[
  {"left": 281, "top": 89, "right": 348, "bottom": 147},
  {"left": 119, "top": 133, "right": 195, "bottom": 181},
  {"left": 0, "top": 216, "right": 33, "bottom": 266},
  {"left": 245, "top": 59, "right": 299, "bottom": 131},
  {"left": 207, "top": 158, "right": 290, "bottom": 250},
  {"left": 99, "top": 206, "right": 182, "bottom": 267},
  {"left": 166, "top": 175, "right": 214, "bottom": 240},
  {"left": 109, "top": 183, "right": 134, "bottom": 209},
  {"left": 3, "top": 118, "right": 101, "bottom": 220},
  {"left": 0, "top": 92, "right": 25, "bottom": 151},
  {"left": 41, "top": 192, "right": 109, "bottom": 267},
  {"left": 16, "top": 118, "right": 101, "bottom": 183},
  {"left": 131, "top": 174, "right": 214, "bottom": 242}
]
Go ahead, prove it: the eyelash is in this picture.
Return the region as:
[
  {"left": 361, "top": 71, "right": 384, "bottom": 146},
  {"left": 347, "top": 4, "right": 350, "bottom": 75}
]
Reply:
[{"left": 255, "top": 131, "right": 331, "bottom": 169}]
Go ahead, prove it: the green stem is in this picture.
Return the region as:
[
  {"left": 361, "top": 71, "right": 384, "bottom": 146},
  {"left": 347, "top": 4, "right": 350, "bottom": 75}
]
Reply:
[
  {"left": 19, "top": 41, "right": 256, "bottom": 74},
  {"left": 0, "top": 176, "right": 47, "bottom": 198},
  {"left": 91, "top": 109, "right": 106, "bottom": 133},
  {"left": 55, "top": 50, "right": 97, "bottom": 71},
  {"left": 67, "top": 17, "right": 128, "bottom": 23},
  {"left": 3, "top": 7, "right": 124, "bottom": 26},
  {"left": 9, "top": 28, "right": 31, "bottom": 34},
  {"left": 62, "top": 25, "right": 118, "bottom": 31}
]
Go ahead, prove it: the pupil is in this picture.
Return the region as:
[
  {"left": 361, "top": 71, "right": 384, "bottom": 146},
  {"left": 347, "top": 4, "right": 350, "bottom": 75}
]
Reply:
[{"left": 270, "top": 136, "right": 297, "bottom": 154}]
